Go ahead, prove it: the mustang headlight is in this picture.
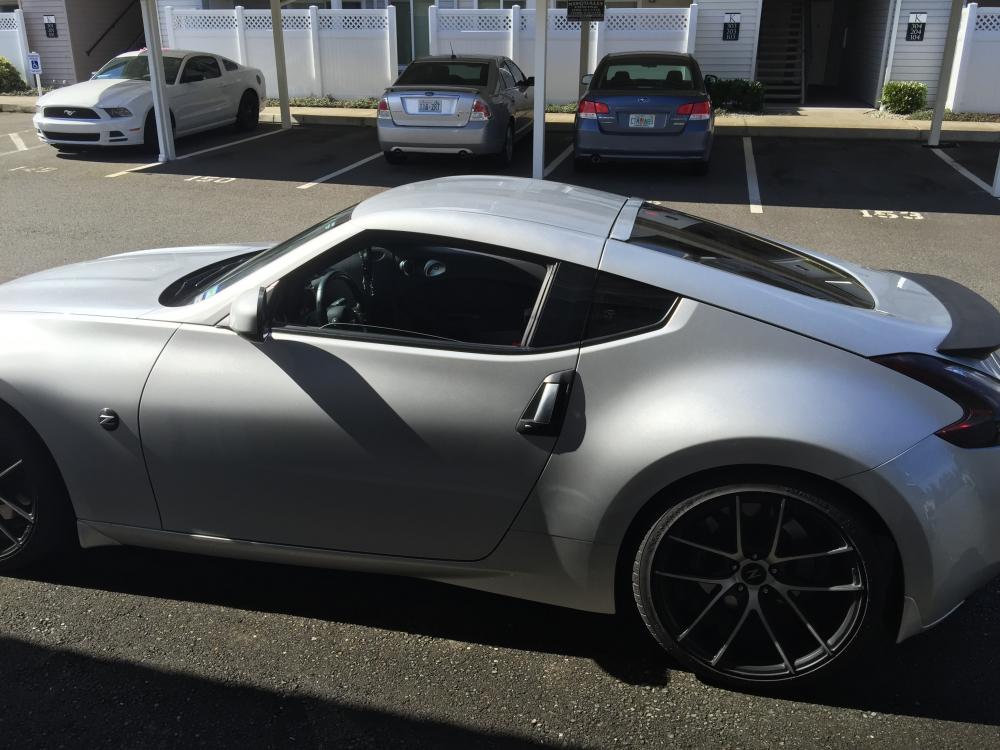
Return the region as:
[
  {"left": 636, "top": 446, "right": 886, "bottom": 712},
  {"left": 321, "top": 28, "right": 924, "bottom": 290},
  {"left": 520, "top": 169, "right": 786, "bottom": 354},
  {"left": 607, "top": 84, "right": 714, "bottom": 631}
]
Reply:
[{"left": 103, "top": 107, "right": 132, "bottom": 118}]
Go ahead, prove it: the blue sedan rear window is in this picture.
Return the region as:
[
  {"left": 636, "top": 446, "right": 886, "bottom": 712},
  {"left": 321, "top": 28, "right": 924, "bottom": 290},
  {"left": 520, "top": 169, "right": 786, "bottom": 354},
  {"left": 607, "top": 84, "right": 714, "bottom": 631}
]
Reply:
[
  {"left": 593, "top": 57, "right": 698, "bottom": 91},
  {"left": 629, "top": 203, "right": 875, "bottom": 309}
]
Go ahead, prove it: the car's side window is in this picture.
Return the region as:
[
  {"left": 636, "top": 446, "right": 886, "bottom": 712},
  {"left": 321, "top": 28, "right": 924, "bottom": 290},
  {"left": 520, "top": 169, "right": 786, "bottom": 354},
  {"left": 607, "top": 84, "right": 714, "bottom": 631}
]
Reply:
[
  {"left": 270, "top": 233, "right": 551, "bottom": 350},
  {"left": 506, "top": 59, "right": 527, "bottom": 86},
  {"left": 499, "top": 67, "right": 516, "bottom": 90},
  {"left": 222, "top": 58, "right": 239, "bottom": 72},
  {"left": 181, "top": 56, "right": 222, "bottom": 83}
]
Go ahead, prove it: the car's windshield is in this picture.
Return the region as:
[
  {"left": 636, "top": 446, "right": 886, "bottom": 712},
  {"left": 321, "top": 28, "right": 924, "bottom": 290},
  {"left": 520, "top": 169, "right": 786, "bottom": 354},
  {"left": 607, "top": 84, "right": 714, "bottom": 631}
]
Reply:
[
  {"left": 396, "top": 61, "right": 490, "bottom": 87},
  {"left": 159, "top": 205, "right": 356, "bottom": 307},
  {"left": 93, "top": 55, "right": 182, "bottom": 84},
  {"left": 593, "top": 57, "right": 698, "bottom": 91},
  {"left": 629, "top": 203, "right": 875, "bottom": 308}
]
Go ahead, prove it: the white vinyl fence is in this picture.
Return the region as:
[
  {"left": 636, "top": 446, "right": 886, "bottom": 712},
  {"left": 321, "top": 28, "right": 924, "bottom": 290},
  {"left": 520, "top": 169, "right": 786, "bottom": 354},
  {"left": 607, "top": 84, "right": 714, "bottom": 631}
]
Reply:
[
  {"left": 430, "top": 5, "right": 697, "bottom": 103},
  {"left": 163, "top": 5, "right": 398, "bottom": 98},
  {"left": 0, "top": 10, "right": 30, "bottom": 84},
  {"left": 946, "top": 4, "right": 1000, "bottom": 114}
]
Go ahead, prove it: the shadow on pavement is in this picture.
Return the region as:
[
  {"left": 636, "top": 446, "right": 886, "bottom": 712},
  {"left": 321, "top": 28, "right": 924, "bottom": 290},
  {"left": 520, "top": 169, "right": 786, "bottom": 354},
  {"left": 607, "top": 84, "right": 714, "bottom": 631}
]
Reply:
[
  {"left": 0, "top": 634, "right": 583, "bottom": 748},
  {"left": 18, "top": 546, "right": 1000, "bottom": 727}
]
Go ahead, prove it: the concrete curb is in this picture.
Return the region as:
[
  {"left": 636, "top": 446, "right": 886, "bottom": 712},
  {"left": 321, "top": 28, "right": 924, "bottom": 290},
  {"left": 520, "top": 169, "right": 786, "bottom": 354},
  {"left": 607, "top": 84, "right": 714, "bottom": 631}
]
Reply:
[{"left": 0, "top": 103, "right": 35, "bottom": 113}]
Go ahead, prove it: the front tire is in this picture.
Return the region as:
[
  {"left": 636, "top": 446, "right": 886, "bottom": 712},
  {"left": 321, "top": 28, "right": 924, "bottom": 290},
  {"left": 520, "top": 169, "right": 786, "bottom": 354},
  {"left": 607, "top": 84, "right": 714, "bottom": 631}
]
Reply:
[
  {"left": 632, "top": 481, "right": 890, "bottom": 689},
  {"left": 494, "top": 122, "right": 514, "bottom": 168},
  {"left": 235, "top": 90, "right": 259, "bottom": 132},
  {"left": 0, "top": 411, "right": 74, "bottom": 573}
]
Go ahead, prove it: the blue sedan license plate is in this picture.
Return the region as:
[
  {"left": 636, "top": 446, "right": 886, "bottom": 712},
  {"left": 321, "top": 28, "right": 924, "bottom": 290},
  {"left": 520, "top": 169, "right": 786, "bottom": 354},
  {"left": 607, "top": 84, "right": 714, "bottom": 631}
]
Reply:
[
  {"left": 629, "top": 114, "right": 656, "bottom": 128},
  {"left": 419, "top": 99, "right": 443, "bottom": 113}
]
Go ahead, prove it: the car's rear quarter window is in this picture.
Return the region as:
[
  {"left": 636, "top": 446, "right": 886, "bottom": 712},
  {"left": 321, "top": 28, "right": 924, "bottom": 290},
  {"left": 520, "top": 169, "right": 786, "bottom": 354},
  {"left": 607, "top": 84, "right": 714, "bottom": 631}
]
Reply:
[{"left": 629, "top": 203, "right": 875, "bottom": 309}]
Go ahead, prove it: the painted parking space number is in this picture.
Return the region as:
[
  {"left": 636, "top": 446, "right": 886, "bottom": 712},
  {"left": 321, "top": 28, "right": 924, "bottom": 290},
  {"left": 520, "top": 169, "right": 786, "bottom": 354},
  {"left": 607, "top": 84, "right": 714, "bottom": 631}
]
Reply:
[
  {"left": 9, "top": 166, "right": 57, "bottom": 173},
  {"left": 860, "top": 209, "right": 924, "bottom": 220},
  {"left": 185, "top": 175, "right": 236, "bottom": 184}
]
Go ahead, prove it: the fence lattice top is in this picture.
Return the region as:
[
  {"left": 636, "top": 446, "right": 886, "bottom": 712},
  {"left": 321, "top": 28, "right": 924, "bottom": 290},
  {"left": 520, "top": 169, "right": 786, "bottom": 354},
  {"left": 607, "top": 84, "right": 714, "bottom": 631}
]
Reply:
[
  {"left": 438, "top": 11, "right": 512, "bottom": 33},
  {"left": 975, "top": 9, "right": 1000, "bottom": 33},
  {"left": 172, "top": 9, "right": 388, "bottom": 33},
  {"left": 0, "top": 12, "right": 20, "bottom": 31}
]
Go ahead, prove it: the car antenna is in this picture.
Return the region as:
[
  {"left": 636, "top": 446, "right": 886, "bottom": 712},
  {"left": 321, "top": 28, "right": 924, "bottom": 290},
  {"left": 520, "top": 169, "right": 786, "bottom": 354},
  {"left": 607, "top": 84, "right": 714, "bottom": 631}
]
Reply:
[{"left": 450, "top": 43, "right": 456, "bottom": 60}]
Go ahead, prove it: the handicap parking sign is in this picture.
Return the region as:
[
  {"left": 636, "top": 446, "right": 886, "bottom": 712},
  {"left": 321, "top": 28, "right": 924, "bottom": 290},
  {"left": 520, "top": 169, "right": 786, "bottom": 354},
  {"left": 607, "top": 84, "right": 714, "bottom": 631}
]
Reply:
[{"left": 27, "top": 52, "right": 42, "bottom": 75}]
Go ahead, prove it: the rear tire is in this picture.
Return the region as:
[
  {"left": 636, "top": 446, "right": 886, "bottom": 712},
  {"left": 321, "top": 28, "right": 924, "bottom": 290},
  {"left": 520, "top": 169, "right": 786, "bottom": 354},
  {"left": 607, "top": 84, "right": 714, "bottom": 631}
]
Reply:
[
  {"left": 494, "top": 123, "right": 514, "bottom": 168},
  {"left": 0, "top": 411, "right": 75, "bottom": 573},
  {"left": 632, "top": 479, "right": 891, "bottom": 690},
  {"left": 383, "top": 149, "right": 406, "bottom": 165},
  {"left": 235, "top": 90, "right": 259, "bottom": 132}
]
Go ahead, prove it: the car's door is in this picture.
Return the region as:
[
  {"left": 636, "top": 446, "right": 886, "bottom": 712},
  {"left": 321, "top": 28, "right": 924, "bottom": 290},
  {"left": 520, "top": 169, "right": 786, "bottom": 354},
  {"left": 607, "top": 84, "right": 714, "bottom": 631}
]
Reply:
[
  {"left": 138, "top": 232, "right": 595, "bottom": 561},
  {"left": 170, "top": 55, "right": 227, "bottom": 132},
  {"left": 504, "top": 59, "right": 532, "bottom": 130}
]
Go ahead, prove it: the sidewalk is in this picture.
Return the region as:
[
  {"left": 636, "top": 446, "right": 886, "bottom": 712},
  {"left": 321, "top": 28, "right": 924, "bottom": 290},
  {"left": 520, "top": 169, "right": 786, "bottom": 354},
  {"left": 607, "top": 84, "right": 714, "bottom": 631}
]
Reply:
[{"left": 4, "top": 94, "right": 999, "bottom": 142}]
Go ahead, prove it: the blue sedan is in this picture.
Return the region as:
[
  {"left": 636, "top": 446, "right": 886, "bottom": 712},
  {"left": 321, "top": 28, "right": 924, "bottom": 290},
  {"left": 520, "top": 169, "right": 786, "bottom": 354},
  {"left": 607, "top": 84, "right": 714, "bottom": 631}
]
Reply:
[{"left": 574, "top": 52, "right": 714, "bottom": 174}]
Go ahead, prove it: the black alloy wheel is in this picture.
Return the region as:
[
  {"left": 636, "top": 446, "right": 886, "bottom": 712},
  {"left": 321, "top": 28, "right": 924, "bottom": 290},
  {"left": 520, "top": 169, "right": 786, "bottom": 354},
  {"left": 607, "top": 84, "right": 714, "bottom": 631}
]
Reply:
[
  {"left": 634, "top": 483, "right": 889, "bottom": 687},
  {"left": 236, "top": 90, "right": 260, "bottom": 131}
]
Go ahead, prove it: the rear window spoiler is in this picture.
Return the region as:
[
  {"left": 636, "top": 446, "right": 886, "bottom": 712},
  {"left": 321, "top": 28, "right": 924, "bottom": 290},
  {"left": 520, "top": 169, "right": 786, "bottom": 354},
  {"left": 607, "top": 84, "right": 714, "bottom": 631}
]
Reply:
[{"left": 899, "top": 271, "right": 1000, "bottom": 359}]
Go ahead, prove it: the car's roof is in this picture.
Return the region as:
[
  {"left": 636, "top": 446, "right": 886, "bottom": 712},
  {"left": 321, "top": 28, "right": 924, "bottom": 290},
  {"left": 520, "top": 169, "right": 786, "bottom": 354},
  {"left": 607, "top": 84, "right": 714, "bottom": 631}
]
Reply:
[
  {"left": 412, "top": 55, "right": 504, "bottom": 63},
  {"left": 601, "top": 51, "right": 696, "bottom": 61},
  {"left": 351, "top": 176, "right": 627, "bottom": 239},
  {"left": 116, "top": 49, "right": 213, "bottom": 59}
]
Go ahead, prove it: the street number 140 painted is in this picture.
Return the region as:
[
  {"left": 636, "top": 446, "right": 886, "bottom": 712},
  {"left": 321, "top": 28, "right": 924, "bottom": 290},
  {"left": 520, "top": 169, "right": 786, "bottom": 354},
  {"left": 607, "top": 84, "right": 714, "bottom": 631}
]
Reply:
[{"left": 860, "top": 209, "right": 925, "bottom": 220}]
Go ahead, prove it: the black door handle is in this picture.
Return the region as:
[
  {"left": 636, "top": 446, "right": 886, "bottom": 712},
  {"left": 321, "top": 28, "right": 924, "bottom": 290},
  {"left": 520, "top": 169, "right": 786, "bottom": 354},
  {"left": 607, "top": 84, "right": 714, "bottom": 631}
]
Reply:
[{"left": 516, "top": 369, "right": 575, "bottom": 436}]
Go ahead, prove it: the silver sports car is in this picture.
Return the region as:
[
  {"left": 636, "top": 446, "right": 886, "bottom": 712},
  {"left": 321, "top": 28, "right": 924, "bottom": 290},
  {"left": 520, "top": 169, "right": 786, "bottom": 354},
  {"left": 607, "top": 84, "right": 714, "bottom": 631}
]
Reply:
[{"left": 1, "top": 177, "right": 999, "bottom": 689}]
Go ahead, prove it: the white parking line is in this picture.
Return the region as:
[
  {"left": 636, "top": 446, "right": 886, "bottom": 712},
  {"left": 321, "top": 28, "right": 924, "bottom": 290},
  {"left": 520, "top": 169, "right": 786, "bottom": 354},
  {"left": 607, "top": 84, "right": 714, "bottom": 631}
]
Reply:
[
  {"left": 543, "top": 144, "right": 573, "bottom": 177},
  {"left": 297, "top": 152, "right": 382, "bottom": 190},
  {"left": 106, "top": 127, "right": 288, "bottom": 178},
  {"left": 8, "top": 132, "right": 28, "bottom": 151},
  {"left": 930, "top": 147, "right": 998, "bottom": 198},
  {"left": 742, "top": 136, "right": 763, "bottom": 214}
]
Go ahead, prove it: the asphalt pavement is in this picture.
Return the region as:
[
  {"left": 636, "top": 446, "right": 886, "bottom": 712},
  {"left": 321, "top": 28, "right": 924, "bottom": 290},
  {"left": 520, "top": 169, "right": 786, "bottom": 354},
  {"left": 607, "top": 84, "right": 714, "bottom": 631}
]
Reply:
[{"left": 1, "top": 112, "right": 1000, "bottom": 748}]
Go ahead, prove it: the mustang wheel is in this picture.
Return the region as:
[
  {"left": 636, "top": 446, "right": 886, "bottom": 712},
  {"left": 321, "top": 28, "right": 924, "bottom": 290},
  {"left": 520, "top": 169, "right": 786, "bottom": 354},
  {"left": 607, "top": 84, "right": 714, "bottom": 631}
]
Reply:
[
  {"left": 0, "top": 413, "right": 73, "bottom": 573},
  {"left": 235, "top": 90, "right": 260, "bottom": 132},
  {"left": 633, "top": 483, "right": 889, "bottom": 687}
]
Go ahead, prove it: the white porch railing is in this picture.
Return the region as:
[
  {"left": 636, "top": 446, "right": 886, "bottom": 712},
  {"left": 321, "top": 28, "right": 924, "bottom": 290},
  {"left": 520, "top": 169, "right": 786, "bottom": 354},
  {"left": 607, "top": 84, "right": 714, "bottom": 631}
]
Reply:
[
  {"left": 164, "top": 5, "right": 398, "bottom": 99},
  {"left": 431, "top": 5, "right": 697, "bottom": 103},
  {"left": 0, "top": 10, "right": 31, "bottom": 83},
  {"left": 947, "top": 3, "right": 1000, "bottom": 114}
]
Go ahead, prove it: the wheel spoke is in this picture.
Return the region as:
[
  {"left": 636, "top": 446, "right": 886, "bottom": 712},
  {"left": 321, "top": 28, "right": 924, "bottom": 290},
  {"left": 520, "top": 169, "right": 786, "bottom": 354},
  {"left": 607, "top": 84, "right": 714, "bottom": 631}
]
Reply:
[
  {"left": 0, "top": 518, "right": 21, "bottom": 548},
  {"left": 678, "top": 583, "right": 734, "bottom": 641},
  {"left": 0, "top": 459, "right": 22, "bottom": 482},
  {"left": 783, "top": 582, "right": 863, "bottom": 593},
  {"left": 667, "top": 534, "right": 739, "bottom": 561},
  {"left": 755, "top": 601, "right": 795, "bottom": 675},
  {"left": 710, "top": 600, "right": 751, "bottom": 667},
  {"left": 776, "top": 589, "right": 833, "bottom": 656},
  {"left": 734, "top": 495, "right": 743, "bottom": 558},
  {"left": 768, "top": 497, "right": 786, "bottom": 559},
  {"left": 654, "top": 571, "right": 732, "bottom": 585},
  {"left": 0, "top": 493, "right": 32, "bottom": 523},
  {"left": 773, "top": 545, "right": 854, "bottom": 563}
]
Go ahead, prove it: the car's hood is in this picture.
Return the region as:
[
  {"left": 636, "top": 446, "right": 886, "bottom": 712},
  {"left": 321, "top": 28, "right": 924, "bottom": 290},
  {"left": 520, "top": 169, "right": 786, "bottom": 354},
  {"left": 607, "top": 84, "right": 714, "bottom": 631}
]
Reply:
[
  {"left": 38, "top": 78, "right": 153, "bottom": 109},
  {"left": 0, "top": 245, "right": 270, "bottom": 318}
]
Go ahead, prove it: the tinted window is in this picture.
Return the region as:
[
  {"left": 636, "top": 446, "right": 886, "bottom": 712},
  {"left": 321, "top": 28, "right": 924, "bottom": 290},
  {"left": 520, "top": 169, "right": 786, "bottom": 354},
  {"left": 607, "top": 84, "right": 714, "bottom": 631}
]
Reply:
[
  {"left": 506, "top": 59, "right": 527, "bottom": 84},
  {"left": 223, "top": 58, "right": 239, "bottom": 72},
  {"left": 584, "top": 273, "right": 678, "bottom": 341},
  {"left": 629, "top": 203, "right": 875, "bottom": 308},
  {"left": 396, "top": 61, "right": 490, "bottom": 87},
  {"left": 499, "top": 67, "right": 516, "bottom": 89},
  {"left": 93, "top": 55, "right": 182, "bottom": 84},
  {"left": 593, "top": 56, "right": 698, "bottom": 91},
  {"left": 273, "top": 234, "right": 547, "bottom": 348},
  {"left": 181, "top": 56, "right": 222, "bottom": 83}
]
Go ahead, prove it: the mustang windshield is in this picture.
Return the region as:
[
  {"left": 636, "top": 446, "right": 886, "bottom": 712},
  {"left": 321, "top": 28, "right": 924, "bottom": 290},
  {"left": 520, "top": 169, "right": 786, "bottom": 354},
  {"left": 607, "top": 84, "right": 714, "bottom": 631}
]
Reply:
[
  {"left": 94, "top": 55, "right": 183, "bottom": 84},
  {"left": 159, "top": 205, "right": 355, "bottom": 307}
]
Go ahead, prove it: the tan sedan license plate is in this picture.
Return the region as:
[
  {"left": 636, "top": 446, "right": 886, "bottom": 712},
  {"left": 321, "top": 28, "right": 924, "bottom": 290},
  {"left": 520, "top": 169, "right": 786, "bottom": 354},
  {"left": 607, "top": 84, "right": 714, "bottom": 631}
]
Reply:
[
  {"left": 419, "top": 99, "right": 443, "bottom": 113},
  {"left": 629, "top": 114, "right": 656, "bottom": 128}
]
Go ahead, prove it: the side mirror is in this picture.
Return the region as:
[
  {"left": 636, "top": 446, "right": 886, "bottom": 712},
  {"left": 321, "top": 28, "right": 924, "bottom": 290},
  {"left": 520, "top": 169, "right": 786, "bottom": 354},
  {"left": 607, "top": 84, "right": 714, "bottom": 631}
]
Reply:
[
  {"left": 230, "top": 287, "right": 269, "bottom": 341},
  {"left": 523, "top": 76, "right": 535, "bottom": 88},
  {"left": 581, "top": 73, "right": 593, "bottom": 86},
  {"left": 704, "top": 74, "right": 718, "bottom": 87}
]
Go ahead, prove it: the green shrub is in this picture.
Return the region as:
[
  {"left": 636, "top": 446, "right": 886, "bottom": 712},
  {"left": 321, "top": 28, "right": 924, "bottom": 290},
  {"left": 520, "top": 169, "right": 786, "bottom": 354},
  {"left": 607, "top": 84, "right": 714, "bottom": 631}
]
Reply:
[
  {"left": 706, "top": 78, "right": 765, "bottom": 113},
  {"left": 880, "top": 80, "right": 927, "bottom": 114},
  {"left": 0, "top": 56, "right": 27, "bottom": 94}
]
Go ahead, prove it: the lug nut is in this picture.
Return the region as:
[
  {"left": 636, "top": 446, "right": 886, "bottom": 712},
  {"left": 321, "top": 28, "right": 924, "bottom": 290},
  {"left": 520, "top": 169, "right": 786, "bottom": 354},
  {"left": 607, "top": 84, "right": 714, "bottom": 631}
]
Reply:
[
  {"left": 731, "top": 563, "right": 739, "bottom": 571},
  {"left": 738, "top": 584, "right": 746, "bottom": 592},
  {"left": 751, "top": 554, "right": 758, "bottom": 560},
  {"left": 762, "top": 586, "right": 770, "bottom": 595},
  {"left": 770, "top": 567, "right": 778, "bottom": 575}
]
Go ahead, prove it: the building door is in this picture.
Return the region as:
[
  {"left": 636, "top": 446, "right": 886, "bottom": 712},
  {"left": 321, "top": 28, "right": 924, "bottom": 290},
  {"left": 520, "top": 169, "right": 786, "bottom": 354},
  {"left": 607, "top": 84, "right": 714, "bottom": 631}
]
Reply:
[
  {"left": 413, "top": 0, "right": 435, "bottom": 59},
  {"left": 391, "top": 0, "right": 414, "bottom": 65}
]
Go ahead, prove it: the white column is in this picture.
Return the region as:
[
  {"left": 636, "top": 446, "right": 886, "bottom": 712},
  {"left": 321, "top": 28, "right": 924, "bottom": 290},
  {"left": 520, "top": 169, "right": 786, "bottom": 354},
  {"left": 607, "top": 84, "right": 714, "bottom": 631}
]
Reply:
[
  {"left": 593, "top": 18, "right": 605, "bottom": 69},
  {"left": 332, "top": 0, "right": 342, "bottom": 7},
  {"left": 749, "top": 0, "right": 763, "bottom": 80},
  {"left": 13, "top": 9, "right": 30, "bottom": 82},
  {"left": 387, "top": 4, "right": 398, "bottom": 83},
  {"left": 163, "top": 6, "right": 176, "bottom": 48},
  {"left": 531, "top": 3, "right": 547, "bottom": 179},
  {"left": 578, "top": 19, "right": 589, "bottom": 98},
  {"left": 235, "top": 6, "right": 248, "bottom": 65},
  {"left": 308, "top": 5, "right": 323, "bottom": 95},
  {"left": 429, "top": 4, "right": 439, "bottom": 55},
  {"left": 510, "top": 5, "right": 520, "bottom": 61},
  {"left": 928, "top": 0, "right": 966, "bottom": 146},
  {"left": 139, "top": 0, "right": 176, "bottom": 161},
  {"left": 270, "top": 0, "right": 292, "bottom": 129},
  {"left": 946, "top": 3, "right": 975, "bottom": 112},
  {"left": 686, "top": 3, "right": 698, "bottom": 55}
]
